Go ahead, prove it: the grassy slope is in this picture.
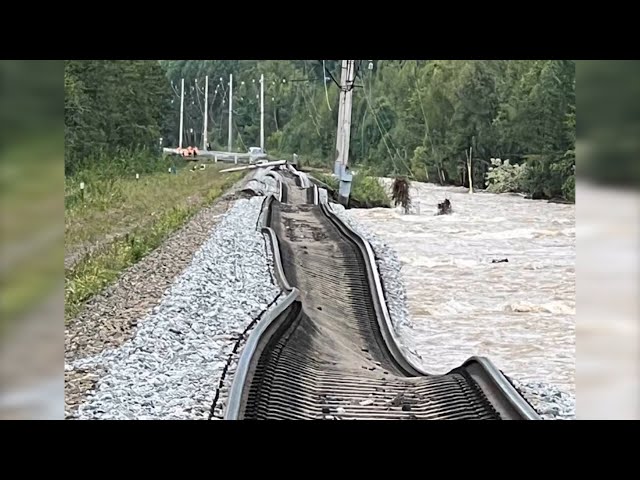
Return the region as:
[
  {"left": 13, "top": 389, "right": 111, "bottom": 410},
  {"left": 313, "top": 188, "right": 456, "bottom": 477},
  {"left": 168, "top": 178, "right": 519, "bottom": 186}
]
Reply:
[
  {"left": 64, "top": 164, "right": 243, "bottom": 321},
  {"left": 312, "top": 170, "right": 391, "bottom": 208},
  {"left": 0, "top": 137, "right": 63, "bottom": 338}
]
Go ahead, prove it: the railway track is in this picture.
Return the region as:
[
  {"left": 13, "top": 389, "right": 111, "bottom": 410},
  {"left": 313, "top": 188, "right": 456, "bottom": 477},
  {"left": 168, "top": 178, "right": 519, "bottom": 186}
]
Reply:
[{"left": 226, "top": 166, "right": 540, "bottom": 420}]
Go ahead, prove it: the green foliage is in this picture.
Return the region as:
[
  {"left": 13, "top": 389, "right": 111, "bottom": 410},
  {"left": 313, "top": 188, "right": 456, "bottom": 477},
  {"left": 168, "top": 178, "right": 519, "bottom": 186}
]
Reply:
[
  {"left": 410, "top": 146, "right": 430, "bottom": 182},
  {"left": 562, "top": 175, "right": 575, "bottom": 202},
  {"left": 314, "top": 172, "right": 338, "bottom": 190},
  {"left": 485, "top": 149, "right": 575, "bottom": 202},
  {"left": 314, "top": 171, "right": 390, "bottom": 208},
  {"left": 65, "top": 204, "right": 191, "bottom": 320},
  {"left": 352, "top": 175, "right": 391, "bottom": 208},
  {"left": 485, "top": 158, "right": 528, "bottom": 194},
  {"left": 65, "top": 60, "right": 171, "bottom": 175},
  {"left": 65, "top": 168, "right": 242, "bottom": 320},
  {"left": 522, "top": 151, "right": 575, "bottom": 200},
  {"left": 65, "top": 60, "right": 575, "bottom": 202},
  {"left": 578, "top": 61, "right": 639, "bottom": 187},
  {"left": 1, "top": 60, "right": 61, "bottom": 145}
]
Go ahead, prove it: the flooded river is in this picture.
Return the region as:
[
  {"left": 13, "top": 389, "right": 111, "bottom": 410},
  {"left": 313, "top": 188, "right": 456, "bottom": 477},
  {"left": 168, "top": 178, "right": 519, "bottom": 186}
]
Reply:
[{"left": 348, "top": 179, "right": 575, "bottom": 394}]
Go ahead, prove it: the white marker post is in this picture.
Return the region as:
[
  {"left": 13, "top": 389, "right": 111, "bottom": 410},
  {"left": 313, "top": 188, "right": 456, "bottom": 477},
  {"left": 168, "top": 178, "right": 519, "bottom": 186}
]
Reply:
[
  {"left": 203, "top": 75, "right": 209, "bottom": 151},
  {"left": 179, "top": 79, "right": 185, "bottom": 149},
  {"left": 260, "top": 73, "right": 265, "bottom": 151},
  {"left": 228, "top": 74, "right": 233, "bottom": 152}
]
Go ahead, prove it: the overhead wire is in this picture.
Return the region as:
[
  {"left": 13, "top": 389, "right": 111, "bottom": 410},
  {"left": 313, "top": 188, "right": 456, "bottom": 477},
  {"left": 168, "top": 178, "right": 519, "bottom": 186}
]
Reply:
[
  {"left": 360, "top": 67, "right": 414, "bottom": 175},
  {"left": 322, "top": 60, "right": 332, "bottom": 111}
]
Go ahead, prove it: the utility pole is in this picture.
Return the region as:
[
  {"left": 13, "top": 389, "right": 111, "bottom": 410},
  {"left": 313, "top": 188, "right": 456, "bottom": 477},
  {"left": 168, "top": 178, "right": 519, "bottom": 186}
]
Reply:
[
  {"left": 336, "top": 60, "right": 356, "bottom": 206},
  {"left": 334, "top": 61, "right": 348, "bottom": 177},
  {"left": 203, "top": 75, "right": 209, "bottom": 151},
  {"left": 179, "top": 78, "right": 185, "bottom": 149},
  {"left": 466, "top": 145, "right": 474, "bottom": 193},
  {"left": 260, "top": 73, "right": 265, "bottom": 151},
  {"left": 228, "top": 73, "right": 233, "bottom": 152}
]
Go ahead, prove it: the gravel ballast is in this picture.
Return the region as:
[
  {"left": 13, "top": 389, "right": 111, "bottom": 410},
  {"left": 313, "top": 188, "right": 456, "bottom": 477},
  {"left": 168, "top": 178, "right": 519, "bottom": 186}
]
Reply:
[
  {"left": 65, "top": 186, "right": 246, "bottom": 414},
  {"left": 67, "top": 195, "right": 282, "bottom": 420},
  {"left": 327, "top": 199, "right": 575, "bottom": 420},
  {"left": 509, "top": 378, "right": 576, "bottom": 420},
  {"left": 65, "top": 167, "right": 573, "bottom": 420}
]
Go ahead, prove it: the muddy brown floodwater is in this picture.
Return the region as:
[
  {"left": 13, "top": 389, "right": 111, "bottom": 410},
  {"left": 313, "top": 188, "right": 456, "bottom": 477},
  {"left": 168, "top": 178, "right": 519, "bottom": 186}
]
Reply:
[{"left": 348, "top": 179, "right": 575, "bottom": 395}]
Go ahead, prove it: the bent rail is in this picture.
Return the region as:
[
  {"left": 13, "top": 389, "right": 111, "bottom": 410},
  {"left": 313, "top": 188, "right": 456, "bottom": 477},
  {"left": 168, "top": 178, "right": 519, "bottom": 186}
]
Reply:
[
  {"left": 225, "top": 190, "right": 298, "bottom": 420},
  {"left": 450, "top": 356, "right": 540, "bottom": 420},
  {"left": 320, "top": 202, "right": 540, "bottom": 420},
  {"left": 320, "top": 202, "right": 426, "bottom": 376},
  {"left": 224, "top": 289, "right": 300, "bottom": 420},
  {"left": 226, "top": 165, "right": 540, "bottom": 420},
  {"left": 264, "top": 170, "right": 285, "bottom": 203},
  {"left": 286, "top": 164, "right": 311, "bottom": 188}
]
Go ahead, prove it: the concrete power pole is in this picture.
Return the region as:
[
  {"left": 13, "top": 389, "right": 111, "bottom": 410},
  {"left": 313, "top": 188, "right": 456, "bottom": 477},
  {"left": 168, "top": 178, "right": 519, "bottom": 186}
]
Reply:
[
  {"left": 228, "top": 73, "right": 233, "bottom": 152},
  {"left": 334, "top": 61, "right": 348, "bottom": 177},
  {"left": 260, "top": 73, "right": 265, "bottom": 151},
  {"left": 179, "top": 78, "right": 185, "bottom": 149},
  {"left": 336, "top": 60, "right": 356, "bottom": 206},
  {"left": 203, "top": 75, "right": 209, "bottom": 151}
]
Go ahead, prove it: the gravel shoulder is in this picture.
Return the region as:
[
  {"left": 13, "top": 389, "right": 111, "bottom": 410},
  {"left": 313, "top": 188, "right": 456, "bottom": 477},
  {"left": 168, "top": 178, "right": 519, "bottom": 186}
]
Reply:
[
  {"left": 67, "top": 172, "right": 229, "bottom": 411},
  {"left": 508, "top": 377, "right": 575, "bottom": 420},
  {"left": 65, "top": 192, "right": 240, "bottom": 415},
  {"left": 67, "top": 194, "right": 282, "bottom": 419}
]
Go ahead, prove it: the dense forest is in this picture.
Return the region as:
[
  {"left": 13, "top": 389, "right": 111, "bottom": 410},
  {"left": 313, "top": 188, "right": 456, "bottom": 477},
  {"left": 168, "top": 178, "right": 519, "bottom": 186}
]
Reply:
[{"left": 64, "top": 60, "right": 576, "bottom": 201}]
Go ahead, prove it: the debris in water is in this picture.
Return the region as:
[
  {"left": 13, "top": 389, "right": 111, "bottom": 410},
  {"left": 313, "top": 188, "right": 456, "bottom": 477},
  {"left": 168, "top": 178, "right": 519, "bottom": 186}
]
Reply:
[
  {"left": 436, "top": 198, "right": 452, "bottom": 215},
  {"left": 391, "top": 177, "right": 412, "bottom": 214}
]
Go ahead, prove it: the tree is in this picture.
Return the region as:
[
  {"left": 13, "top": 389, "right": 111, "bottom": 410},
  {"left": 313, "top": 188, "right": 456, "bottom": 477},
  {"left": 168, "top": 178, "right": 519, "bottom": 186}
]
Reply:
[{"left": 65, "top": 59, "right": 576, "bottom": 201}]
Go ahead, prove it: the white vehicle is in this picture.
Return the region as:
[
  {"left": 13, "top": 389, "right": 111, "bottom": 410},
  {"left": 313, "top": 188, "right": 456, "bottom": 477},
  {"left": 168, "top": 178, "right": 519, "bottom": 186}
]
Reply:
[{"left": 248, "top": 146, "right": 267, "bottom": 164}]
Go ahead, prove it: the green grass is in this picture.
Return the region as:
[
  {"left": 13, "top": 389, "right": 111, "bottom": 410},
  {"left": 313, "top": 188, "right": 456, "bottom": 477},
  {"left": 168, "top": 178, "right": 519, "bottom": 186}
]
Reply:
[
  {"left": 1, "top": 137, "right": 62, "bottom": 246},
  {"left": 64, "top": 163, "right": 243, "bottom": 321},
  {"left": 0, "top": 242, "right": 62, "bottom": 338},
  {"left": 65, "top": 162, "right": 238, "bottom": 262},
  {"left": 0, "top": 135, "right": 63, "bottom": 338},
  {"left": 313, "top": 170, "right": 391, "bottom": 208}
]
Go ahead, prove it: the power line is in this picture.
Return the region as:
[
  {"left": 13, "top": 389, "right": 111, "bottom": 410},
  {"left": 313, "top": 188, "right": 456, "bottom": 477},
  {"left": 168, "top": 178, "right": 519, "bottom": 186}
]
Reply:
[
  {"left": 233, "top": 117, "right": 247, "bottom": 150},
  {"left": 297, "top": 83, "right": 322, "bottom": 137},
  {"left": 318, "top": 60, "right": 341, "bottom": 88},
  {"left": 351, "top": 60, "right": 362, "bottom": 90},
  {"left": 322, "top": 60, "right": 333, "bottom": 111},
  {"left": 361, "top": 74, "right": 414, "bottom": 175}
]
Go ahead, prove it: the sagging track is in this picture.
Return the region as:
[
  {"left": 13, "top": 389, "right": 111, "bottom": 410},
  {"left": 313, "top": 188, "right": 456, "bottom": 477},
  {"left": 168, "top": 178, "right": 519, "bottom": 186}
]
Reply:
[{"left": 226, "top": 167, "right": 540, "bottom": 420}]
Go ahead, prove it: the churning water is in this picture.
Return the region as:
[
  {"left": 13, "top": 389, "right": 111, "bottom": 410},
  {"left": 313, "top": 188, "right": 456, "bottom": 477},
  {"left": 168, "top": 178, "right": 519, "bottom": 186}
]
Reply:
[{"left": 349, "top": 179, "right": 575, "bottom": 394}]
